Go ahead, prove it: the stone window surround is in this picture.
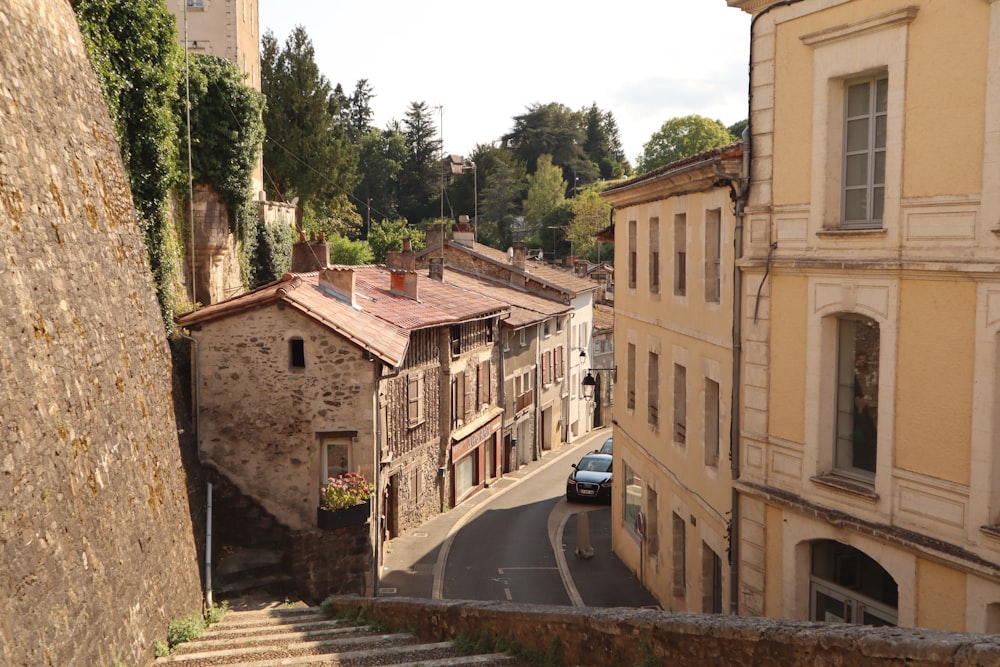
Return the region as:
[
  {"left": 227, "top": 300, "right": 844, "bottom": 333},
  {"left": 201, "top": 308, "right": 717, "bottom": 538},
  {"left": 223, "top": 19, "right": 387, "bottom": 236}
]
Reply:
[{"left": 800, "top": 7, "right": 916, "bottom": 235}]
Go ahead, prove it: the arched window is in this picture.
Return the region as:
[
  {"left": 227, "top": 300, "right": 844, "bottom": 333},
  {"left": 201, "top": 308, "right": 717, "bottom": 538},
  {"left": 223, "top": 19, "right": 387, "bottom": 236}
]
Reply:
[
  {"left": 834, "top": 316, "right": 879, "bottom": 479},
  {"left": 810, "top": 540, "right": 897, "bottom": 626}
]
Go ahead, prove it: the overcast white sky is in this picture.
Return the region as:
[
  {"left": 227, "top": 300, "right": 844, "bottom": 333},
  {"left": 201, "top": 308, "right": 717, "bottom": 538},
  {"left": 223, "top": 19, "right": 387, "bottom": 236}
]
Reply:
[{"left": 259, "top": 1, "right": 751, "bottom": 166}]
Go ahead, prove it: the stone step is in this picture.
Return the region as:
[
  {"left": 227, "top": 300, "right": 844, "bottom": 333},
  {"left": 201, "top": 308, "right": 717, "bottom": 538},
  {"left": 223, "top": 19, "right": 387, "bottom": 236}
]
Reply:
[{"left": 155, "top": 606, "right": 523, "bottom": 667}]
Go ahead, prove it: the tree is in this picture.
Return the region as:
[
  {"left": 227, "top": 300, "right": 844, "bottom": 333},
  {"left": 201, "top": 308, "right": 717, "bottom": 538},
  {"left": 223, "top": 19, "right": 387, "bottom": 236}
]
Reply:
[
  {"left": 261, "top": 26, "right": 359, "bottom": 226},
  {"left": 503, "top": 102, "right": 594, "bottom": 189},
  {"left": 327, "top": 233, "right": 374, "bottom": 265},
  {"left": 367, "top": 219, "right": 426, "bottom": 263},
  {"left": 728, "top": 118, "right": 749, "bottom": 140},
  {"left": 181, "top": 54, "right": 266, "bottom": 284},
  {"left": 353, "top": 127, "right": 407, "bottom": 234},
  {"left": 476, "top": 146, "right": 527, "bottom": 250},
  {"left": 398, "top": 101, "right": 443, "bottom": 225},
  {"left": 637, "top": 114, "right": 736, "bottom": 173},
  {"left": 522, "top": 154, "right": 566, "bottom": 234},
  {"left": 582, "top": 103, "right": 630, "bottom": 180},
  {"left": 344, "top": 79, "right": 376, "bottom": 143},
  {"left": 566, "top": 189, "right": 612, "bottom": 262}
]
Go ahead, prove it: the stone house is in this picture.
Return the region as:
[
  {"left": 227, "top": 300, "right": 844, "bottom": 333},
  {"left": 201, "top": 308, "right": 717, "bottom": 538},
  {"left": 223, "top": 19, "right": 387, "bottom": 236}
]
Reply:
[
  {"left": 417, "top": 229, "right": 599, "bottom": 449},
  {"left": 729, "top": 0, "right": 1000, "bottom": 632},
  {"left": 601, "top": 143, "right": 744, "bottom": 614},
  {"left": 423, "top": 260, "right": 573, "bottom": 470},
  {"left": 175, "top": 238, "right": 509, "bottom": 594}
]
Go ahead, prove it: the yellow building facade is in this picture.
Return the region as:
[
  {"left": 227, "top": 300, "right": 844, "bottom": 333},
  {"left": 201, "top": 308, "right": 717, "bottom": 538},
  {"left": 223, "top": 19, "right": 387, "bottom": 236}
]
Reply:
[
  {"left": 730, "top": 0, "right": 1000, "bottom": 631},
  {"left": 603, "top": 146, "right": 744, "bottom": 612}
]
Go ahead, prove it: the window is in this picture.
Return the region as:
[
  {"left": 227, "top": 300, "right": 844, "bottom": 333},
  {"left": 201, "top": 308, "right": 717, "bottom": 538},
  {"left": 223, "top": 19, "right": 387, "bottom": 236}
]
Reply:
[
  {"left": 649, "top": 217, "right": 660, "bottom": 293},
  {"left": 407, "top": 372, "right": 425, "bottom": 428},
  {"left": 673, "top": 363, "right": 687, "bottom": 445},
  {"left": 647, "top": 352, "right": 659, "bottom": 428},
  {"left": 519, "top": 328, "right": 527, "bottom": 347},
  {"left": 704, "top": 378, "right": 720, "bottom": 467},
  {"left": 623, "top": 462, "right": 642, "bottom": 536},
  {"left": 477, "top": 361, "right": 492, "bottom": 408},
  {"left": 556, "top": 317, "right": 564, "bottom": 333},
  {"left": 702, "top": 543, "right": 723, "bottom": 614},
  {"left": 450, "top": 325, "right": 461, "bottom": 357},
  {"left": 289, "top": 338, "right": 305, "bottom": 368},
  {"left": 451, "top": 372, "right": 466, "bottom": 428},
  {"left": 810, "top": 540, "right": 897, "bottom": 626},
  {"left": 842, "top": 75, "right": 887, "bottom": 228},
  {"left": 674, "top": 214, "right": 687, "bottom": 296},
  {"left": 543, "top": 319, "right": 551, "bottom": 337},
  {"left": 705, "top": 208, "right": 721, "bottom": 302},
  {"left": 628, "top": 220, "right": 637, "bottom": 289},
  {"left": 627, "top": 343, "right": 636, "bottom": 411},
  {"left": 834, "top": 316, "right": 879, "bottom": 478},
  {"left": 554, "top": 346, "right": 565, "bottom": 380},
  {"left": 320, "top": 439, "right": 349, "bottom": 485},
  {"left": 187, "top": 0, "right": 204, "bottom": 7},
  {"left": 542, "top": 350, "right": 552, "bottom": 386},
  {"left": 672, "top": 512, "right": 686, "bottom": 597}
]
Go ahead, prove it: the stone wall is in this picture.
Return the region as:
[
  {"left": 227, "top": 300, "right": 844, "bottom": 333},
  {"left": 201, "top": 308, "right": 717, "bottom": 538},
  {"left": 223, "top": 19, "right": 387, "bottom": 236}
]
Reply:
[
  {"left": 324, "top": 596, "right": 1000, "bottom": 666},
  {"left": 0, "top": 1, "right": 203, "bottom": 665}
]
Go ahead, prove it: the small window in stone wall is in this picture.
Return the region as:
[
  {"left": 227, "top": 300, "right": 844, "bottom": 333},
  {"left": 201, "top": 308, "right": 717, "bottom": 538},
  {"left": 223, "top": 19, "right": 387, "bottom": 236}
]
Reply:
[{"left": 290, "top": 338, "right": 305, "bottom": 368}]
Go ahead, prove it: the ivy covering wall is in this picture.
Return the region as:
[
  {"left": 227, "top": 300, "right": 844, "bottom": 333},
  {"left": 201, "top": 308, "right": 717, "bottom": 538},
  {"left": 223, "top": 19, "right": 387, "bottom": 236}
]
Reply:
[{"left": 74, "top": 0, "right": 267, "bottom": 333}]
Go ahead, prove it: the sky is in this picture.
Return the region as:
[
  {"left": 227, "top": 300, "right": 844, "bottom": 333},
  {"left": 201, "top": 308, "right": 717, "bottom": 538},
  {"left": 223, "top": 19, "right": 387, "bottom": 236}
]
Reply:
[{"left": 258, "top": 1, "right": 752, "bottom": 167}]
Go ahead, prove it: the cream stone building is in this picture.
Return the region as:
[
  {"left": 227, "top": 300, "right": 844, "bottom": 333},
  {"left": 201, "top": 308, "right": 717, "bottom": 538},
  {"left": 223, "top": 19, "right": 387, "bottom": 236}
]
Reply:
[
  {"left": 602, "top": 144, "right": 745, "bottom": 612},
  {"left": 729, "top": 0, "right": 1000, "bottom": 632}
]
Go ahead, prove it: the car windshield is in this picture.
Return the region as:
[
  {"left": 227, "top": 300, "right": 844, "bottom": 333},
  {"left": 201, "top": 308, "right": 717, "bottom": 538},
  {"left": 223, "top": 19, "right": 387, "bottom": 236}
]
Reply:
[
  {"left": 600, "top": 438, "right": 613, "bottom": 453},
  {"left": 578, "top": 456, "right": 612, "bottom": 473}
]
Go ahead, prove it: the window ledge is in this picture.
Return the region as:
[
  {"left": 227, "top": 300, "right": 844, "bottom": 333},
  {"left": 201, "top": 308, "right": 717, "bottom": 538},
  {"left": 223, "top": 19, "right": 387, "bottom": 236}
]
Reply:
[
  {"left": 980, "top": 524, "right": 1000, "bottom": 541},
  {"left": 810, "top": 474, "right": 879, "bottom": 500},
  {"left": 816, "top": 227, "right": 887, "bottom": 238}
]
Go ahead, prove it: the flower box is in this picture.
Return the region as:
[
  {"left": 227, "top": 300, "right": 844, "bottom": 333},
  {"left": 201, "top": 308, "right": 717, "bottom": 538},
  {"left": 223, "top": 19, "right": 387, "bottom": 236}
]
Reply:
[{"left": 317, "top": 498, "right": 371, "bottom": 530}]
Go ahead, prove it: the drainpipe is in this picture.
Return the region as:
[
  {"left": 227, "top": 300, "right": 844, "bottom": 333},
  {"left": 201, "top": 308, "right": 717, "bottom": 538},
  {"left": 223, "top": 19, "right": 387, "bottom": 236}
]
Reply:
[
  {"left": 728, "top": 131, "right": 749, "bottom": 616},
  {"left": 726, "top": 0, "right": 803, "bottom": 617},
  {"left": 179, "top": 331, "right": 212, "bottom": 608}
]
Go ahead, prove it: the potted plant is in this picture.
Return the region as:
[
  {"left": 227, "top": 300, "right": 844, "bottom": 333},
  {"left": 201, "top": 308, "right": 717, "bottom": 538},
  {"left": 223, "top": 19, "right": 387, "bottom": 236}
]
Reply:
[{"left": 317, "top": 472, "right": 374, "bottom": 530}]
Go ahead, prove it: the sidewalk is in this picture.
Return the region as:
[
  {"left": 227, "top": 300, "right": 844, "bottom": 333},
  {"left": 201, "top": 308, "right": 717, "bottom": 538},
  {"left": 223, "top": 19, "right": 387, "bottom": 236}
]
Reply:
[{"left": 378, "top": 428, "right": 659, "bottom": 609}]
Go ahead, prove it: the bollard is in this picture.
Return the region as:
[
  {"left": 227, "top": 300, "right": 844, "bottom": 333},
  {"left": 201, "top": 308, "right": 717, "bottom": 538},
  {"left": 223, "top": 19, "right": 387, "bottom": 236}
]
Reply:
[{"left": 575, "top": 512, "right": 595, "bottom": 559}]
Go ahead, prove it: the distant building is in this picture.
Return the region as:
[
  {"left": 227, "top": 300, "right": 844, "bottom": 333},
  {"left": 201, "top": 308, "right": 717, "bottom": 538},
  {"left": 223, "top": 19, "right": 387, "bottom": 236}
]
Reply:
[
  {"left": 416, "top": 227, "right": 599, "bottom": 448},
  {"left": 602, "top": 143, "right": 744, "bottom": 613},
  {"left": 175, "top": 237, "right": 509, "bottom": 596}
]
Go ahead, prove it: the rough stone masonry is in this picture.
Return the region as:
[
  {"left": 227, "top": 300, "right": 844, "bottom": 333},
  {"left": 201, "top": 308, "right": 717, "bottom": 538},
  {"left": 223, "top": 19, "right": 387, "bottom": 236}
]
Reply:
[{"left": 0, "top": 1, "right": 203, "bottom": 665}]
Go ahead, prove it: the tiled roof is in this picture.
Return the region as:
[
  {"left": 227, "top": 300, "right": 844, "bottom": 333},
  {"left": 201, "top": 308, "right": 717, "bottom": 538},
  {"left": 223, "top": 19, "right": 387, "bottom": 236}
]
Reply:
[
  {"left": 428, "top": 241, "right": 599, "bottom": 297},
  {"left": 438, "top": 269, "right": 572, "bottom": 329},
  {"left": 175, "top": 264, "right": 509, "bottom": 367},
  {"left": 594, "top": 303, "right": 615, "bottom": 333},
  {"left": 602, "top": 141, "right": 744, "bottom": 194}
]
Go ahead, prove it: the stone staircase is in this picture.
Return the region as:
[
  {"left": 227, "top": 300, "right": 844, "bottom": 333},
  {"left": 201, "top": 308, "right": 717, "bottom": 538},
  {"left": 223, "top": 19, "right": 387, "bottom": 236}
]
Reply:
[{"left": 154, "top": 606, "right": 527, "bottom": 667}]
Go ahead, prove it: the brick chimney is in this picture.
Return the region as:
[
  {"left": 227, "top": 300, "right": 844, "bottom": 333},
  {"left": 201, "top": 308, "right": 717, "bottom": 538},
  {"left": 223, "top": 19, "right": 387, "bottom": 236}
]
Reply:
[
  {"left": 510, "top": 241, "right": 526, "bottom": 289},
  {"left": 574, "top": 259, "right": 588, "bottom": 277},
  {"left": 428, "top": 256, "right": 444, "bottom": 281},
  {"left": 453, "top": 215, "right": 474, "bottom": 248},
  {"left": 291, "top": 231, "right": 329, "bottom": 273},
  {"left": 387, "top": 238, "right": 418, "bottom": 300},
  {"left": 512, "top": 242, "right": 526, "bottom": 270},
  {"left": 318, "top": 267, "right": 357, "bottom": 308},
  {"left": 425, "top": 222, "right": 445, "bottom": 252}
]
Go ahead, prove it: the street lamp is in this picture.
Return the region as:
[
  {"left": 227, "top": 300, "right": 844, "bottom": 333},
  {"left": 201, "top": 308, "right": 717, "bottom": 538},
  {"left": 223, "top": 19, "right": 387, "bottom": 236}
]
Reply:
[{"left": 582, "top": 368, "right": 617, "bottom": 401}]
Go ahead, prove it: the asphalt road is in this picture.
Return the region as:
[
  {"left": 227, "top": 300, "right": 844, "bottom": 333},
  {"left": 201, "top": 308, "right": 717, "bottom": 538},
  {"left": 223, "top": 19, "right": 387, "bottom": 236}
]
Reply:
[{"left": 443, "top": 441, "right": 600, "bottom": 604}]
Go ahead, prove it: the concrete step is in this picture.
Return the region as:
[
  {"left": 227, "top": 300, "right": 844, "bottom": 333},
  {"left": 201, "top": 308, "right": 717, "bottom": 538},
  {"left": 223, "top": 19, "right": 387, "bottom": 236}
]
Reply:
[{"left": 155, "top": 606, "right": 521, "bottom": 667}]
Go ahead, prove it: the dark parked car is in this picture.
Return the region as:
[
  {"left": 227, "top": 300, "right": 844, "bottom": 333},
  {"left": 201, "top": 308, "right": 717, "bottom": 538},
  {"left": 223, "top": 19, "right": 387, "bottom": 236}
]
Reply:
[
  {"left": 566, "top": 452, "right": 613, "bottom": 503},
  {"left": 598, "top": 436, "right": 613, "bottom": 454}
]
